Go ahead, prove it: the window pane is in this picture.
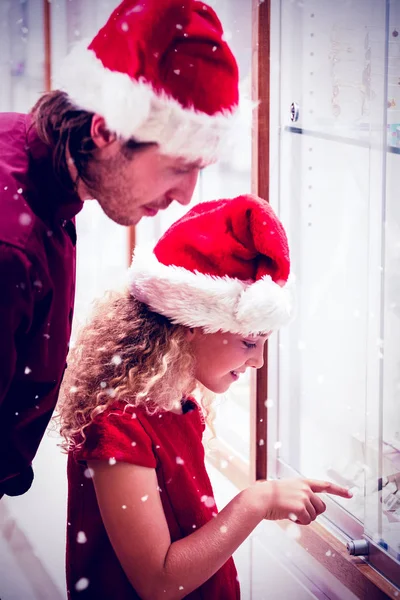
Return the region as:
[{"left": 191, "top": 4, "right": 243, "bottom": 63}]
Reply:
[
  {"left": 0, "top": 0, "right": 45, "bottom": 112},
  {"left": 50, "top": 0, "right": 129, "bottom": 333}
]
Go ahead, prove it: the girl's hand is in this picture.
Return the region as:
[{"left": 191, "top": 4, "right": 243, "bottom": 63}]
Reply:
[{"left": 251, "top": 478, "right": 352, "bottom": 525}]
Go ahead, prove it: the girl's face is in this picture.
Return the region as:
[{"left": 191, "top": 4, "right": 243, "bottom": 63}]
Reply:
[{"left": 189, "top": 330, "right": 270, "bottom": 394}]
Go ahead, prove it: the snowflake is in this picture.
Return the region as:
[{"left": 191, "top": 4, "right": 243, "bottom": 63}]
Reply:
[
  {"left": 141, "top": 495, "right": 149, "bottom": 502},
  {"left": 111, "top": 354, "right": 122, "bottom": 366},
  {"left": 19, "top": 213, "right": 31, "bottom": 226},
  {"left": 75, "top": 578, "right": 89, "bottom": 591},
  {"left": 77, "top": 531, "right": 87, "bottom": 544},
  {"left": 200, "top": 495, "right": 215, "bottom": 508},
  {"left": 24, "top": 367, "right": 31, "bottom": 375},
  {"left": 220, "top": 525, "right": 228, "bottom": 533},
  {"left": 84, "top": 468, "right": 94, "bottom": 479},
  {"left": 109, "top": 457, "right": 117, "bottom": 466},
  {"left": 285, "top": 523, "right": 301, "bottom": 540},
  {"left": 176, "top": 456, "right": 184, "bottom": 465}
]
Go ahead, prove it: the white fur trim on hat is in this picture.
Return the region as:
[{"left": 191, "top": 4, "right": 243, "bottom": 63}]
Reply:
[
  {"left": 54, "top": 42, "right": 238, "bottom": 164},
  {"left": 127, "top": 247, "right": 294, "bottom": 335}
]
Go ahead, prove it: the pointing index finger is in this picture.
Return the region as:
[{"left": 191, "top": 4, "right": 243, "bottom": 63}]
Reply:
[{"left": 308, "top": 479, "right": 353, "bottom": 498}]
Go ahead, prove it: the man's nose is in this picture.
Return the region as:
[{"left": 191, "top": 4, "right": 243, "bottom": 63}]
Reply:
[{"left": 176, "top": 169, "right": 200, "bottom": 206}]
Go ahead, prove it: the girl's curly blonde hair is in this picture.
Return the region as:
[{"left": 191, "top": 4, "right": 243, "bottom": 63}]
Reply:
[{"left": 57, "top": 289, "right": 213, "bottom": 452}]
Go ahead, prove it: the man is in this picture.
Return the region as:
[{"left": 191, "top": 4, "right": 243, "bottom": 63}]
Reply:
[{"left": 0, "top": 0, "right": 239, "bottom": 497}]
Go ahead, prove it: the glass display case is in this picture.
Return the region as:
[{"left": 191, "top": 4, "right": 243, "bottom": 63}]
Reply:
[{"left": 266, "top": 0, "right": 400, "bottom": 589}]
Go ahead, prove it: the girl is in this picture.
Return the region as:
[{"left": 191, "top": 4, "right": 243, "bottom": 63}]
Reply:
[{"left": 59, "top": 194, "right": 352, "bottom": 600}]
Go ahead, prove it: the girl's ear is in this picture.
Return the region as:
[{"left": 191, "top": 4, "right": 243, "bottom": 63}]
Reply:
[{"left": 186, "top": 327, "right": 196, "bottom": 340}]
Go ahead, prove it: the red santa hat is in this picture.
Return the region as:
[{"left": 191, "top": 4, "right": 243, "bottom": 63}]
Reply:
[
  {"left": 55, "top": 0, "right": 239, "bottom": 165},
  {"left": 128, "top": 195, "right": 294, "bottom": 335}
]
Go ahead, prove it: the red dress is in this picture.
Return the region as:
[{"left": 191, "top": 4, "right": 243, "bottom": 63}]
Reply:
[{"left": 66, "top": 399, "right": 240, "bottom": 599}]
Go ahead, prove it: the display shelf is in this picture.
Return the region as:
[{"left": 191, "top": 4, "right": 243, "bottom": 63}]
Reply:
[{"left": 284, "top": 125, "right": 400, "bottom": 154}]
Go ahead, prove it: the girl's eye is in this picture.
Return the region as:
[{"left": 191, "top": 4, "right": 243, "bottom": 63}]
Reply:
[
  {"left": 243, "top": 341, "right": 257, "bottom": 349},
  {"left": 173, "top": 167, "right": 192, "bottom": 175}
]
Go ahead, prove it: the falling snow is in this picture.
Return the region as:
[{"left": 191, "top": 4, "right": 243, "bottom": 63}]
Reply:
[
  {"left": 200, "top": 495, "right": 215, "bottom": 508},
  {"left": 176, "top": 456, "right": 184, "bottom": 465},
  {"left": 24, "top": 367, "right": 31, "bottom": 375},
  {"left": 122, "top": 505, "right": 127, "bottom": 510},
  {"left": 75, "top": 578, "right": 89, "bottom": 592},
  {"left": 285, "top": 522, "right": 301, "bottom": 540},
  {"left": 264, "top": 399, "right": 274, "bottom": 408},
  {"left": 220, "top": 525, "right": 228, "bottom": 533},
  {"left": 288, "top": 512, "right": 297, "bottom": 522},
  {"left": 84, "top": 468, "right": 94, "bottom": 479},
  {"left": 121, "top": 22, "right": 129, "bottom": 31},
  {"left": 109, "top": 457, "right": 116, "bottom": 466},
  {"left": 19, "top": 212, "right": 30, "bottom": 226},
  {"left": 77, "top": 531, "right": 87, "bottom": 544},
  {"left": 111, "top": 354, "right": 122, "bottom": 366},
  {"left": 141, "top": 494, "right": 149, "bottom": 502}
]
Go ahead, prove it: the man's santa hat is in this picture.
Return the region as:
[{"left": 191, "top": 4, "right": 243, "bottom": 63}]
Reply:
[
  {"left": 128, "top": 195, "right": 294, "bottom": 335},
  {"left": 55, "top": 0, "right": 239, "bottom": 164}
]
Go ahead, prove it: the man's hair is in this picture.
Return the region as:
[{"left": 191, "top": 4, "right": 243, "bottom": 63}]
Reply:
[{"left": 31, "top": 90, "right": 153, "bottom": 191}]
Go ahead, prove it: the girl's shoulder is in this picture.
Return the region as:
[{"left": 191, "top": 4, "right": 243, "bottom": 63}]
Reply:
[{"left": 73, "top": 401, "right": 157, "bottom": 468}]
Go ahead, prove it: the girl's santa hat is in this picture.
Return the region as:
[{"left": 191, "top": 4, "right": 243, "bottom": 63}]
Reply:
[
  {"left": 55, "top": 0, "right": 239, "bottom": 164},
  {"left": 128, "top": 195, "right": 294, "bottom": 335}
]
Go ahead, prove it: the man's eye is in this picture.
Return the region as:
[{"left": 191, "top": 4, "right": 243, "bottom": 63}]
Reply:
[{"left": 243, "top": 341, "right": 257, "bottom": 349}]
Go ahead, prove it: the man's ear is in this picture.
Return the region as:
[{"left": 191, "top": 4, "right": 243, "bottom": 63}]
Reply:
[{"left": 90, "top": 114, "right": 117, "bottom": 148}]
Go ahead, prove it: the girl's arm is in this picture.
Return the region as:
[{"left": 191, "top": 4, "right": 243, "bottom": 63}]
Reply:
[{"left": 88, "top": 460, "right": 351, "bottom": 600}]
